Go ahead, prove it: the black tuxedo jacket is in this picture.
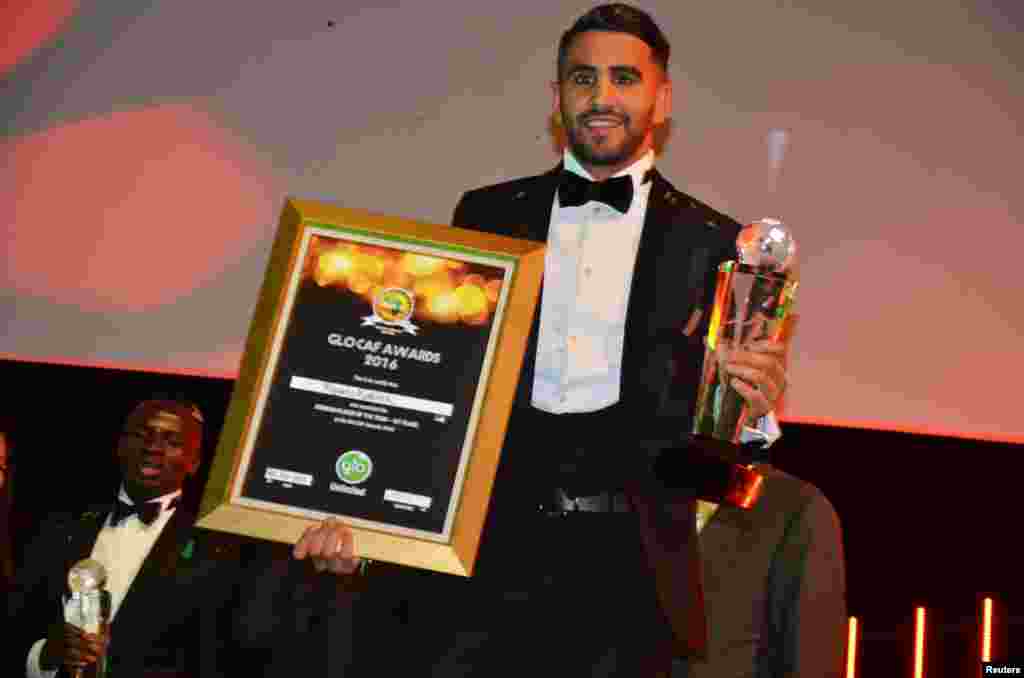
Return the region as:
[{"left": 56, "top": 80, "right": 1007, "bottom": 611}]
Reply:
[
  {"left": 447, "top": 166, "right": 846, "bottom": 675},
  {"left": 448, "top": 165, "right": 736, "bottom": 655},
  {"left": 6, "top": 500, "right": 343, "bottom": 677},
  {"left": 452, "top": 165, "right": 740, "bottom": 434}
]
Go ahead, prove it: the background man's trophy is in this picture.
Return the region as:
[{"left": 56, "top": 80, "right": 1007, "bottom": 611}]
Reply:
[
  {"left": 657, "top": 218, "right": 798, "bottom": 508},
  {"left": 64, "top": 558, "right": 111, "bottom": 678}
]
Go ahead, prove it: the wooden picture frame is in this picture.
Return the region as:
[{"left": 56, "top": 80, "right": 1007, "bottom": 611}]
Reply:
[{"left": 197, "top": 198, "right": 544, "bottom": 576}]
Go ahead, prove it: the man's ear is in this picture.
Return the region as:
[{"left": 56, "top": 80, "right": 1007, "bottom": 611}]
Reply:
[
  {"left": 653, "top": 77, "right": 672, "bottom": 126},
  {"left": 551, "top": 80, "right": 562, "bottom": 122},
  {"left": 185, "top": 446, "right": 201, "bottom": 476}
]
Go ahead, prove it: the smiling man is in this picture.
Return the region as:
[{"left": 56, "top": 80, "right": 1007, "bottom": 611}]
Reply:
[
  {"left": 118, "top": 402, "right": 201, "bottom": 502},
  {"left": 6, "top": 398, "right": 359, "bottom": 678},
  {"left": 555, "top": 24, "right": 670, "bottom": 180},
  {"left": 360, "top": 5, "right": 845, "bottom": 678}
]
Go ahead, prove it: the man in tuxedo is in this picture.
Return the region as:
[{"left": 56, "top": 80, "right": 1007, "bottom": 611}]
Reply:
[
  {"left": 358, "top": 4, "right": 846, "bottom": 677},
  {"left": 6, "top": 398, "right": 359, "bottom": 678}
]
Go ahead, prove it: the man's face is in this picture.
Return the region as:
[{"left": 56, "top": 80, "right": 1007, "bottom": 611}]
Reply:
[
  {"left": 554, "top": 30, "right": 671, "bottom": 180},
  {"left": 116, "top": 407, "right": 199, "bottom": 500}
]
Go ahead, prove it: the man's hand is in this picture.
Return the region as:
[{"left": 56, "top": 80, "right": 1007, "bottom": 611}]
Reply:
[
  {"left": 40, "top": 622, "right": 107, "bottom": 671},
  {"left": 723, "top": 340, "right": 787, "bottom": 421},
  {"left": 292, "top": 518, "right": 361, "bottom": 575}
]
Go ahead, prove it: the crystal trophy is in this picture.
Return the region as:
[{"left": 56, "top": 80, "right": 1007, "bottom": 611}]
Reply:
[
  {"left": 693, "top": 218, "right": 798, "bottom": 441},
  {"left": 64, "top": 558, "right": 111, "bottom": 678},
  {"left": 656, "top": 219, "right": 797, "bottom": 509}
]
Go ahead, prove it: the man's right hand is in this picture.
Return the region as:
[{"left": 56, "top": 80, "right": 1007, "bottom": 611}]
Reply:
[{"left": 40, "top": 622, "right": 107, "bottom": 671}]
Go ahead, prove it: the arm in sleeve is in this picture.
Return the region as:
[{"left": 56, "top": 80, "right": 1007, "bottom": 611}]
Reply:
[
  {"left": 764, "top": 489, "right": 847, "bottom": 678},
  {"left": 5, "top": 517, "right": 71, "bottom": 678},
  {"left": 231, "top": 541, "right": 363, "bottom": 678},
  {"left": 741, "top": 412, "right": 782, "bottom": 447},
  {"left": 27, "top": 639, "right": 58, "bottom": 678},
  {"left": 451, "top": 190, "right": 475, "bottom": 228}
]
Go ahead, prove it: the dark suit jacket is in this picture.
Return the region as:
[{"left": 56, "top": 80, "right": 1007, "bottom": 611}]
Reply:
[
  {"left": 6, "top": 500, "right": 345, "bottom": 678},
  {"left": 678, "top": 466, "right": 845, "bottom": 677},
  {"left": 452, "top": 165, "right": 738, "bottom": 431},
  {"left": 448, "top": 165, "right": 846, "bottom": 676}
]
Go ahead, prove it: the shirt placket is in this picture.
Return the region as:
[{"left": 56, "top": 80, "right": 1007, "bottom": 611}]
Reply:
[
  {"left": 558, "top": 216, "right": 586, "bottom": 407},
  {"left": 566, "top": 205, "right": 607, "bottom": 407}
]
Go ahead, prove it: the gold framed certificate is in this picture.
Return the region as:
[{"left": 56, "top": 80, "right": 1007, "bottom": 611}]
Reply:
[{"left": 198, "top": 198, "right": 544, "bottom": 576}]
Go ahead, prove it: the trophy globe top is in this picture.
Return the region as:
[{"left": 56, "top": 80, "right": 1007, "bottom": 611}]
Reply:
[
  {"left": 68, "top": 558, "right": 107, "bottom": 593},
  {"left": 736, "top": 218, "right": 796, "bottom": 274}
]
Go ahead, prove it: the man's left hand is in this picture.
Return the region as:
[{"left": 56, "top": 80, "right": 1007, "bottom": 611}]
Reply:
[
  {"left": 724, "top": 340, "right": 787, "bottom": 421},
  {"left": 292, "top": 518, "right": 361, "bottom": 575}
]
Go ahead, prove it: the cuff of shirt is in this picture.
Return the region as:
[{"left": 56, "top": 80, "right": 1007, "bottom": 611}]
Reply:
[
  {"left": 739, "top": 411, "right": 781, "bottom": 447},
  {"left": 28, "top": 638, "right": 58, "bottom": 678}
]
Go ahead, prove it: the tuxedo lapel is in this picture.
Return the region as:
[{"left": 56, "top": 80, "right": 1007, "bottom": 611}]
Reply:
[
  {"left": 497, "top": 167, "right": 560, "bottom": 406},
  {"left": 62, "top": 510, "right": 108, "bottom": 598},
  {"left": 109, "top": 506, "right": 197, "bottom": 645},
  {"left": 502, "top": 165, "right": 561, "bottom": 243},
  {"left": 621, "top": 170, "right": 711, "bottom": 412},
  {"left": 623, "top": 169, "right": 677, "bottom": 352}
]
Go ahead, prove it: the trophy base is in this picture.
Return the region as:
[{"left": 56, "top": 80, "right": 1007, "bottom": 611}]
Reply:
[{"left": 653, "top": 435, "right": 764, "bottom": 509}]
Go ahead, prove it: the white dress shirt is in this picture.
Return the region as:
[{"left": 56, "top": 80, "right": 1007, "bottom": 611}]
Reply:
[
  {"left": 531, "top": 149, "right": 779, "bottom": 444},
  {"left": 27, "top": 488, "right": 183, "bottom": 678},
  {"left": 532, "top": 149, "right": 655, "bottom": 413}
]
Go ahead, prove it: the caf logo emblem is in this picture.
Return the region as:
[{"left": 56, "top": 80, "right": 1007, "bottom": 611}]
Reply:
[
  {"left": 374, "top": 288, "right": 414, "bottom": 323},
  {"left": 362, "top": 287, "right": 418, "bottom": 335}
]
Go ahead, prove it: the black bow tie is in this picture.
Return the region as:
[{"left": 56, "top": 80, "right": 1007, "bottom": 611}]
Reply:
[
  {"left": 111, "top": 497, "right": 178, "bottom": 526},
  {"left": 558, "top": 170, "right": 635, "bottom": 213}
]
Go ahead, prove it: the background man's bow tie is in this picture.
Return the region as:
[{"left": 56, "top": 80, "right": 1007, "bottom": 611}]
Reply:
[{"left": 111, "top": 496, "right": 179, "bottom": 526}]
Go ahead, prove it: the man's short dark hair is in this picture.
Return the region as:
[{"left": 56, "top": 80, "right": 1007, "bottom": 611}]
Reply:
[{"left": 557, "top": 4, "right": 671, "bottom": 79}]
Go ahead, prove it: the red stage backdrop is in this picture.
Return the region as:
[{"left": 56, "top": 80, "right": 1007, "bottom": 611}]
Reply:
[{"left": 2, "top": 0, "right": 1022, "bottom": 442}]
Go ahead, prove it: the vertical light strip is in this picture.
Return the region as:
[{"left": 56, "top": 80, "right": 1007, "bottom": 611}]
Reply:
[
  {"left": 846, "top": 616, "right": 858, "bottom": 678},
  {"left": 914, "top": 606, "right": 926, "bottom": 678},
  {"left": 981, "top": 597, "right": 993, "bottom": 663}
]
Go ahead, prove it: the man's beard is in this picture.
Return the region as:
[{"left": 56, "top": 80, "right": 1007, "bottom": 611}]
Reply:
[{"left": 563, "top": 109, "right": 648, "bottom": 168}]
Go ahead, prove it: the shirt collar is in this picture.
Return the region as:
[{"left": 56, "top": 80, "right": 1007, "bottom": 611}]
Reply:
[
  {"left": 118, "top": 486, "right": 183, "bottom": 511},
  {"left": 562, "top": 148, "right": 655, "bottom": 193}
]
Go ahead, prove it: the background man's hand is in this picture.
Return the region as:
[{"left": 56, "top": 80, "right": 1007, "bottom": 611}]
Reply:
[
  {"left": 40, "top": 622, "right": 107, "bottom": 671},
  {"left": 292, "top": 518, "right": 361, "bottom": 575},
  {"left": 724, "top": 340, "right": 787, "bottom": 421}
]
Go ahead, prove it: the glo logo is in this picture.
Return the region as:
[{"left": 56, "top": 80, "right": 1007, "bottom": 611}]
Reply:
[{"left": 336, "top": 450, "right": 373, "bottom": 484}]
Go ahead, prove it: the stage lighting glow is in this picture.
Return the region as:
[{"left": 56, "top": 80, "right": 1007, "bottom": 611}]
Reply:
[
  {"left": 982, "top": 597, "right": 993, "bottom": 663},
  {"left": 845, "top": 616, "right": 858, "bottom": 678},
  {"left": 913, "top": 607, "right": 926, "bottom": 678}
]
